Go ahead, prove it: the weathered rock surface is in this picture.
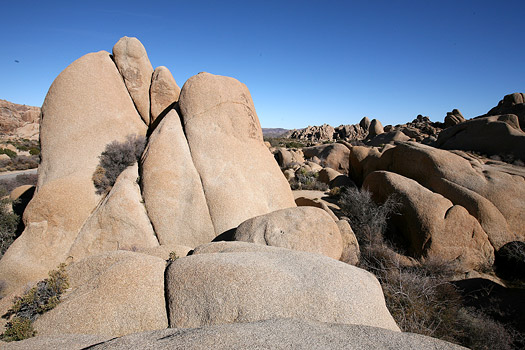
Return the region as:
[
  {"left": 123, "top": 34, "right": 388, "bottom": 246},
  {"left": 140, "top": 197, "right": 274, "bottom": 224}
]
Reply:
[
  {"left": 233, "top": 207, "right": 343, "bottom": 259},
  {"left": 355, "top": 142, "right": 525, "bottom": 250},
  {"left": 294, "top": 196, "right": 339, "bottom": 221},
  {"left": 364, "top": 171, "right": 494, "bottom": 270},
  {"left": 0, "top": 50, "right": 147, "bottom": 295},
  {"left": 302, "top": 143, "right": 350, "bottom": 173},
  {"left": 112, "top": 36, "right": 154, "bottom": 124},
  {"left": 140, "top": 108, "right": 215, "bottom": 247},
  {"left": 9, "top": 318, "right": 468, "bottom": 350},
  {"left": 68, "top": 164, "right": 159, "bottom": 261},
  {"left": 437, "top": 114, "right": 525, "bottom": 161},
  {"left": 167, "top": 243, "right": 399, "bottom": 331},
  {"left": 1, "top": 334, "right": 109, "bottom": 350},
  {"left": 34, "top": 251, "right": 168, "bottom": 337},
  {"left": 179, "top": 72, "right": 295, "bottom": 234},
  {"left": 149, "top": 66, "right": 180, "bottom": 124}
]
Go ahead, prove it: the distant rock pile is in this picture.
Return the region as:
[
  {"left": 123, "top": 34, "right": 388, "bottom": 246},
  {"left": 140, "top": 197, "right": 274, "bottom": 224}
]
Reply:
[{"left": 0, "top": 99, "right": 40, "bottom": 140}]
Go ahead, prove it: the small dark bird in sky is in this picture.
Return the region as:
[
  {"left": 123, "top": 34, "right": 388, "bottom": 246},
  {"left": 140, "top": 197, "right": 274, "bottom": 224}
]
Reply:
[{"left": 14, "top": 60, "right": 19, "bottom": 63}]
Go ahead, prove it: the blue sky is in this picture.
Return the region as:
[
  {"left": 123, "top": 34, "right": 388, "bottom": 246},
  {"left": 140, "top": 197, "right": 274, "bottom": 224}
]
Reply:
[{"left": 1, "top": 0, "right": 524, "bottom": 129}]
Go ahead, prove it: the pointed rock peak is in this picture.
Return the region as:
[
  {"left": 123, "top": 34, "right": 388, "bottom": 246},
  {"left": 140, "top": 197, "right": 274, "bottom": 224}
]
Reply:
[
  {"left": 112, "top": 36, "right": 154, "bottom": 125},
  {"left": 150, "top": 66, "right": 180, "bottom": 124}
]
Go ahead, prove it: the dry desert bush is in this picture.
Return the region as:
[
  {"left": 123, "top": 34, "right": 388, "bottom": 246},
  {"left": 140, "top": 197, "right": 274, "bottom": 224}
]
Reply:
[{"left": 337, "top": 186, "right": 520, "bottom": 349}]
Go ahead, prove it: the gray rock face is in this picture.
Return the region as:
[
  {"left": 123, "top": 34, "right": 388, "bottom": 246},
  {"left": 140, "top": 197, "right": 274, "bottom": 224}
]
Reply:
[
  {"left": 112, "top": 36, "right": 154, "bottom": 124},
  {"left": 444, "top": 109, "right": 465, "bottom": 127},
  {"left": 140, "top": 109, "right": 216, "bottom": 248},
  {"left": 233, "top": 207, "right": 343, "bottom": 260},
  {"left": 6, "top": 318, "right": 468, "bottom": 350},
  {"left": 179, "top": 72, "right": 296, "bottom": 234},
  {"left": 166, "top": 243, "right": 400, "bottom": 331}
]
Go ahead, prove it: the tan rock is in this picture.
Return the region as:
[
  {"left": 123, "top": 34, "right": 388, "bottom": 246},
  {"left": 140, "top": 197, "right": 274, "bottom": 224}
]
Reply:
[
  {"left": 150, "top": 66, "right": 180, "bottom": 124},
  {"left": 140, "top": 109, "right": 216, "bottom": 247},
  {"left": 112, "top": 36, "right": 154, "bottom": 124},
  {"left": 233, "top": 207, "right": 343, "bottom": 259},
  {"left": 9, "top": 185, "right": 34, "bottom": 202},
  {"left": 3, "top": 318, "right": 468, "bottom": 350},
  {"left": 356, "top": 142, "right": 525, "bottom": 249},
  {"left": 368, "top": 119, "right": 384, "bottom": 138},
  {"left": 294, "top": 196, "right": 339, "bottom": 221},
  {"left": 437, "top": 114, "right": 525, "bottom": 161},
  {"left": 302, "top": 143, "right": 350, "bottom": 173},
  {"left": 0, "top": 50, "right": 146, "bottom": 295},
  {"left": 179, "top": 72, "right": 295, "bottom": 234},
  {"left": 167, "top": 244, "right": 400, "bottom": 331},
  {"left": 68, "top": 164, "right": 159, "bottom": 261},
  {"left": 363, "top": 171, "right": 494, "bottom": 270},
  {"left": 297, "top": 161, "right": 323, "bottom": 174},
  {"left": 283, "top": 168, "right": 295, "bottom": 181},
  {"left": 274, "top": 147, "right": 305, "bottom": 168},
  {"left": 337, "top": 220, "right": 360, "bottom": 265},
  {"left": 34, "top": 251, "right": 168, "bottom": 337}
]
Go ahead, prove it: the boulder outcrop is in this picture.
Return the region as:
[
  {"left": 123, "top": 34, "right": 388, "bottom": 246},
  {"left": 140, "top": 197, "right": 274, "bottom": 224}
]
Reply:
[
  {"left": 167, "top": 243, "right": 400, "bottom": 331},
  {"left": 112, "top": 36, "right": 154, "bottom": 124},
  {"left": 302, "top": 143, "right": 350, "bottom": 173},
  {"left": 485, "top": 92, "right": 525, "bottom": 131},
  {"left": 233, "top": 207, "right": 343, "bottom": 260},
  {"left": 363, "top": 171, "right": 494, "bottom": 270},
  {"left": 140, "top": 109, "right": 215, "bottom": 248},
  {"left": 149, "top": 66, "right": 180, "bottom": 124},
  {"left": 0, "top": 50, "right": 147, "bottom": 294},
  {"left": 179, "top": 72, "right": 296, "bottom": 234},
  {"left": 436, "top": 114, "right": 525, "bottom": 161}
]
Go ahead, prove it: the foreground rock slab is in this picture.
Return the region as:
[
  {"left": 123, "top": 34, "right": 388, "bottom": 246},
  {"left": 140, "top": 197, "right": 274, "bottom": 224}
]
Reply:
[
  {"left": 33, "top": 251, "right": 168, "bottom": 337},
  {"left": 3, "top": 318, "right": 467, "bottom": 350},
  {"left": 167, "top": 243, "right": 399, "bottom": 331}
]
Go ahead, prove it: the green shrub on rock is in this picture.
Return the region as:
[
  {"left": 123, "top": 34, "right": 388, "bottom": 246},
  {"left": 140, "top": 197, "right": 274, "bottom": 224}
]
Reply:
[
  {"left": 92, "top": 134, "right": 146, "bottom": 194},
  {"left": 1, "top": 264, "right": 69, "bottom": 342}
]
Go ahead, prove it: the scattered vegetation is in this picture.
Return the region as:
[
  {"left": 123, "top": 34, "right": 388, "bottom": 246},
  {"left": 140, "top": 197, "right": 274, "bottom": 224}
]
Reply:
[
  {"left": 0, "top": 173, "right": 38, "bottom": 193},
  {"left": 337, "top": 185, "right": 521, "bottom": 350},
  {"left": 168, "top": 251, "right": 179, "bottom": 263},
  {"left": 0, "top": 140, "right": 40, "bottom": 171},
  {"left": 0, "top": 148, "right": 17, "bottom": 159},
  {"left": 92, "top": 134, "right": 146, "bottom": 195},
  {"left": 0, "top": 187, "right": 19, "bottom": 258},
  {"left": 289, "top": 170, "right": 328, "bottom": 191},
  {"left": 264, "top": 137, "right": 309, "bottom": 149},
  {"left": 1, "top": 264, "right": 69, "bottom": 342}
]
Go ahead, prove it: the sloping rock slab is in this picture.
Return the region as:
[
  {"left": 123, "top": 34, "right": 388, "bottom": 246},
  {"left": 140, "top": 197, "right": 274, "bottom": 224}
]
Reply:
[{"left": 6, "top": 318, "right": 467, "bottom": 350}]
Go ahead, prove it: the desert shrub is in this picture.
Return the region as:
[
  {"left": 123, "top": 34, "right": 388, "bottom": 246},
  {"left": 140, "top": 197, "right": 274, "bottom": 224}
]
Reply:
[
  {"left": 0, "top": 188, "right": 19, "bottom": 257},
  {"left": 456, "top": 307, "right": 515, "bottom": 350},
  {"left": 289, "top": 170, "right": 328, "bottom": 191},
  {"left": 337, "top": 186, "right": 400, "bottom": 246},
  {"left": 1, "top": 264, "right": 68, "bottom": 341},
  {"left": 28, "top": 147, "right": 40, "bottom": 156},
  {"left": 0, "top": 317, "right": 35, "bottom": 342},
  {"left": 93, "top": 134, "right": 146, "bottom": 194},
  {"left": 0, "top": 148, "right": 17, "bottom": 158},
  {"left": 2, "top": 155, "right": 40, "bottom": 171},
  {"left": 495, "top": 241, "right": 525, "bottom": 281}
]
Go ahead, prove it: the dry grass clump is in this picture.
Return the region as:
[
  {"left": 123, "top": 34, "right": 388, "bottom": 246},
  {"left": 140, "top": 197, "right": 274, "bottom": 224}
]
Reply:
[
  {"left": 289, "top": 169, "right": 328, "bottom": 191},
  {"left": 92, "top": 134, "right": 146, "bottom": 194}
]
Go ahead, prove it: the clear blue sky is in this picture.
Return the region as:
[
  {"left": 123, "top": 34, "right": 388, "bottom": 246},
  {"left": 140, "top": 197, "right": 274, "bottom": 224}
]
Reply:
[{"left": 1, "top": 0, "right": 524, "bottom": 129}]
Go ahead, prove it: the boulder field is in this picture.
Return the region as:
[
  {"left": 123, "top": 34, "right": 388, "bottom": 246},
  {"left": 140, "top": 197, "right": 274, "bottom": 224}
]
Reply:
[{"left": 0, "top": 36, "right": 466, "bottom": 349}]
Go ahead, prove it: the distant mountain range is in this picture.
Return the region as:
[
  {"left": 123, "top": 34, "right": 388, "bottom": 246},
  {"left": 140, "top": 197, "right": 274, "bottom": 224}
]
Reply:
[{"left": 261, "top": 128, "right": 289, "bottom": 138}]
